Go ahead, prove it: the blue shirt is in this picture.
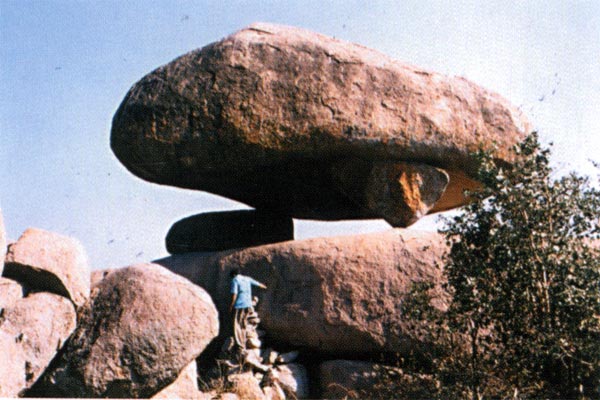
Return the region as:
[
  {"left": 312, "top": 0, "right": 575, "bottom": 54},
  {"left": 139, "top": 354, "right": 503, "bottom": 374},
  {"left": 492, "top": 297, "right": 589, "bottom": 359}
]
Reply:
[{"left": 230, "top": 275, "right": 261, "bottom": 309}]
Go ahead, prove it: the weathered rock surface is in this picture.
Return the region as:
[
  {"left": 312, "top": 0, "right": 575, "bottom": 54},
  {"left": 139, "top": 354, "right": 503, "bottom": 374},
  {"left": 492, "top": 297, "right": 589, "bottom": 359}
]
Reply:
[
  {"left": 111, "top": 22, "right": 529, "bottom": 226},
  {"left": 0, "top": 330, "right": 25, "bottom": 397},
  {"left": 4, "top": 228, "right": 90, "bottom": 308},
  {"left": 0, "top": 292, "right": 76, "bottom": 397},
  {"left": 152, "top": 361, "right": 210, "bottom": 400},
  {"left": 33, "top": 263, "right": 219, "bottom": 398},
  {"left": 320, "top": 360, "right": 437, "bottom": 399},
  {"left": 157, "top": 229, "right": 447, "bottom": 355},
  {"left": 166, "top": 210, "right": 294, "bottom": 253},
  {"left": 0, "top": 209, "right": 6, "bottom": 275},
  {"left": 0, "top": 277, "right": 23, "bottom": 310}
]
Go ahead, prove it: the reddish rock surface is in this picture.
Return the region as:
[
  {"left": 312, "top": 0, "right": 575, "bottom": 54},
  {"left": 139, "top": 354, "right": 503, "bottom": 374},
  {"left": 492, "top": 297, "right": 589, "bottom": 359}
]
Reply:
[
  {"left": 0, "top": 277, "right": 23, "bottom": 310},
  {"left": 111, "top": 23, "right": 529, "bottom": 226},
  {"left": 34, "top": 263, "right": 219, "bottom": 398},
  {"left": 0, "top": 292, "right": 76, "bottom": 397},
  {"left": 151, "top": 361, "right": 210, "bottom": 400},
  {"left": 4, "top": 228, "right": 90, "bottom": 308},
  {"left": 166, "top": 210, "right": 294, "bottom": 253},
  {"left": 157, "top": 229, "right": 448, "bottom": 355}
]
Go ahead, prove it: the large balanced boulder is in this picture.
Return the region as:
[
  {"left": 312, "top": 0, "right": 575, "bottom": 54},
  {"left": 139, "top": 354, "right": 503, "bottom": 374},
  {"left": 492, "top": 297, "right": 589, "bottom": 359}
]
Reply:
[
  {"left": 33, "top": 263, "right": 219, "bottom": 398},
  {"left": 111, "top": 23, "right": 529, "bottom": 227},
  {"left": 0, "top": 292, "right": 76, "bottom": 397},
  {"left": 4, "top": 228, "right": 90, "bottom": 308},
  {"left": 166, "top": 210, "right": 294, "bottom": 253},
  {"left": 0, "top": 209, "right": 5, "bottom": 275},
  {"left": 157, "top": 229, "right": 447, "bottom": 355}
]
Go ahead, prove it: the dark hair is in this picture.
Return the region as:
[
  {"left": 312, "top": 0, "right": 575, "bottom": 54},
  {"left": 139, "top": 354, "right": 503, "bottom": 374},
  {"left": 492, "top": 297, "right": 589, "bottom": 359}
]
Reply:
[{"left": 229, "top": 267, "right": 240, "bottom": 278}]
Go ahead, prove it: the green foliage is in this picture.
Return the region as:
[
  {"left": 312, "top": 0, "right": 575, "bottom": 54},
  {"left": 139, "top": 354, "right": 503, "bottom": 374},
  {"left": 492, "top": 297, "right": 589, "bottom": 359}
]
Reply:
[{"left": 438, "top": 132, "right": 600, "bottom": 398}]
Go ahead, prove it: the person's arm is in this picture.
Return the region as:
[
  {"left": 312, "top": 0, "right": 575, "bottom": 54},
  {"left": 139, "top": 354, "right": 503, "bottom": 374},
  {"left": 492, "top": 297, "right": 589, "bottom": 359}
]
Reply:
[{"left": 250, "top": 278, "right": 267, "bottom": 290}]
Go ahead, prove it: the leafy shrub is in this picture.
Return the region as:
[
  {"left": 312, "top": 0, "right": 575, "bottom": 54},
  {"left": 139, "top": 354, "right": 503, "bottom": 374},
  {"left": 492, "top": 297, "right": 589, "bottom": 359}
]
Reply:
[{"left": 408, "top": 133, "right": 600, "bottom": 399}]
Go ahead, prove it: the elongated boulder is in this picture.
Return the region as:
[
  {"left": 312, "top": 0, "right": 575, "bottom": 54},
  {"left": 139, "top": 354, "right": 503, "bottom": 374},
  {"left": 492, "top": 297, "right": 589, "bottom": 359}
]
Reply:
[
  {"left": 111, "top": 23, "right": 529, "bottom": 227},
  {"left": 33, "top": 263, "right": 219, "bottom": 398},
  {"left": 157, "top": 229, "right": 447, "bottom": 355},
  {"left": 166, "top": 210, "right": 294, "bottom": 253},
  {"left": 4, "top": 228, "right": 90, "bottom": 308},
  {"left": 0, "top": 292, "right": 76, "bottom": 397}
]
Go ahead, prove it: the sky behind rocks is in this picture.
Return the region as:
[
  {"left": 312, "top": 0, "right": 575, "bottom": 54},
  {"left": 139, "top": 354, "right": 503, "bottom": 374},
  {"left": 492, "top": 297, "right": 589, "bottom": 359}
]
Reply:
[{"left": 2, "top": 1, "right": 599, "bottom": 269}]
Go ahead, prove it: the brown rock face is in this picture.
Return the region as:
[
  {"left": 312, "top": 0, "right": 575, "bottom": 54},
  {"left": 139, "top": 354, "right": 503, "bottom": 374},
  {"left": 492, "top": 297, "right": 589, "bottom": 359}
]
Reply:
[
  {"left": 111, "top": 23, "right": 529, "bottom": 227},
  {"left": 0, "top": 292, "right": 76, "bottom": 397},
  {"left": 34, "top": 263, "right": 219, "bottom": 398},
  {"left": 166, "top": 210, "right": 294, "bottom": 253},
  {"left": 4, "top": 228, "right": 90, "bottom": 308},
  {"left": 157, "top": 229, "right": 447, "bottom": 355}
]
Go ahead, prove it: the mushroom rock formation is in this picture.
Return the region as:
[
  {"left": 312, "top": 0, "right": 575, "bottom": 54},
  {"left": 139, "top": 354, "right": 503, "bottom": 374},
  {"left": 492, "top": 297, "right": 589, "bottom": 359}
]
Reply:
[{"left": 111, "top": 22, "right": 529, "bottom": 227}]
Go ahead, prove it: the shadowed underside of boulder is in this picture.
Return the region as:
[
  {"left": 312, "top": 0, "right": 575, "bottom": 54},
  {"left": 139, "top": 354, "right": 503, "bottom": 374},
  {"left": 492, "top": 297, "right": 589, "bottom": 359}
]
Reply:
[
  {"left": 166, "top": 210, "right": 294, "bottom": 254},
  {"left": 111, "top": 22, "right": 529, "bottom": 226}
]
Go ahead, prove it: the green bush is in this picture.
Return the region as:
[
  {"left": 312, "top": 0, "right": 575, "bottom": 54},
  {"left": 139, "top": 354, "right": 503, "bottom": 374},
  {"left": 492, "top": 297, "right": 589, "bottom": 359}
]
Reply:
[{"left": 415, "top": 133, "right": 600, "bottom": 399}]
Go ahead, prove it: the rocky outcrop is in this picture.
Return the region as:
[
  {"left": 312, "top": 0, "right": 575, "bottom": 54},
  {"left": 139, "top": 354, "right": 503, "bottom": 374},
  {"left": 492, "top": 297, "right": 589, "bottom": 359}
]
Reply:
[
  {"left": 0, "top": 292, "right": 76, "bottom": 397},
  {"left": 34, "top": 263, "right": 219, "bottom": 398},
  {"left": 111, "top": 22, "right": 529, "bottom": 227},
  {"left": 166, "top": 210, "right": 294, "bottom": 253},
  {"left": 157, "top": 229, "right": 447, "bottom": 355},
  {"left": 4, "top": 228, "right": 90, "bottom": 308},
  {"left": 319, "top": 360, "right": 437, "bottom": 399}
]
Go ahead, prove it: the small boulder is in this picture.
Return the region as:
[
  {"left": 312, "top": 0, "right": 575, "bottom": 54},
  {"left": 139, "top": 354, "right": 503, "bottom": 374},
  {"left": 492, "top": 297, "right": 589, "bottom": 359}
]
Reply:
[
  {"left": 34, "top": 263, "right": 219, "bottom": 398},
  {"left": 0, "top": 292, "right": 76, "bottom": 397},
  {"left": 4, "top": 228, "right": 90, "bottom": 308},
  {"left": 166, "top": 210, "right": 294, "bottom": 253},
  {"left": 273, "top": 363, "right": 310, "bottom": 399},
  {"left": 152, "top": 361, "right": 210, "bottom": 400}
]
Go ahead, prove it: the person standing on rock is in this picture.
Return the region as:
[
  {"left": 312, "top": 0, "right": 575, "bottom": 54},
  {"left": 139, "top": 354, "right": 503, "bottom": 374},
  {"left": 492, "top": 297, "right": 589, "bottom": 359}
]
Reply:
[{"left": 229, "top": 267, "right": 267, "bottom": 349}]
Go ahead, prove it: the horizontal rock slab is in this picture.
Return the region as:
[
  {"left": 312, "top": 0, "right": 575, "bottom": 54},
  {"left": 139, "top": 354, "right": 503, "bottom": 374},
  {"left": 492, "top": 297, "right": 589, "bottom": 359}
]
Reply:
[
  {"left": 0, "top": 292, "right": 76, "bottom": 397},
  {"left": 111, "top": 23, "right": 529, "bottom": 226},
  {"left": 32, "top": 263, "right": 219, "bottom": 398},
  {"left": 166, "top": 210, "right": 294, "bottom": 253},
  {"left": 4, "top": 228, "right": 90, "bottom": 308},
  {"left": 157, "top": 229, "right": 447, "bottom": 356}
]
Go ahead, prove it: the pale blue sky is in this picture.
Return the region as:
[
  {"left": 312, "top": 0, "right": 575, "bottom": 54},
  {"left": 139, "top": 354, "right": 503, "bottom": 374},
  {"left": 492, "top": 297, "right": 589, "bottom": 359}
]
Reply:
[{"left": 2, "top": 1, "right": 599, "bottom": 269}]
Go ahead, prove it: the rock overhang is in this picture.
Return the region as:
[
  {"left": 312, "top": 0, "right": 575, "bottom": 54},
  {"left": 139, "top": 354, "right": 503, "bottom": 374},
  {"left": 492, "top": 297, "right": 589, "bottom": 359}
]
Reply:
[{"left": 111, "top": 22, "right": 530, "bottom": 226}]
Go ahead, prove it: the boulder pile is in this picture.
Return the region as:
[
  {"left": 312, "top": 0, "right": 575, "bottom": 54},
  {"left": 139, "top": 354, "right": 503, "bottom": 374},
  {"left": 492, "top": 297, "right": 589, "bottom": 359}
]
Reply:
[{"left": 2, "top": 23, "right": 534, "bottom": 399}]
